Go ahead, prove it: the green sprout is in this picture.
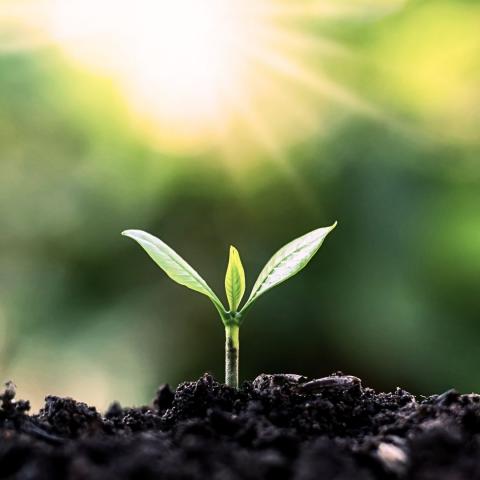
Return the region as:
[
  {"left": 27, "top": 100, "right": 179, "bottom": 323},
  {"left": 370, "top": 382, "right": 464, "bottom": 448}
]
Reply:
[{"left": 122, "top": 223, "right": 337, "bottom": 388}]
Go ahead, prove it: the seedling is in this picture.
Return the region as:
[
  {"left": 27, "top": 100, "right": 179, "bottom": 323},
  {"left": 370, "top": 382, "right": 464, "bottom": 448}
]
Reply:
[{"left": 122, "top": 223, "right": 336, "bottom": 388}]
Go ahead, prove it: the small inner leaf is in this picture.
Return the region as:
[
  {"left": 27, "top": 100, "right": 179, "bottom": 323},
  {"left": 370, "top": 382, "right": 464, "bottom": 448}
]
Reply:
[
  {"left": 122, "top": 229, "right": 226, "bottom": 314},
  {"left": 241, "top": 222, "right": 337, "bottom": 313},
  {"left": 224, "top": 245, "right": 246, "bottom": 312}
]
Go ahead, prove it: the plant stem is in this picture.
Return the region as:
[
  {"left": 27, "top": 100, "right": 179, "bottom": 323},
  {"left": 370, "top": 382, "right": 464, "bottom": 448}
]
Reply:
[{"left": 225, "top": 324, "right": 239, "bottom": 388}]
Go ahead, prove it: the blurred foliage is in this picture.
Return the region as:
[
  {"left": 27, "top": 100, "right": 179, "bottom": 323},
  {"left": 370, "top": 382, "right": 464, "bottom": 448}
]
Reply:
[{"left": 0, "top": 0, "right": 480, "bottom": 410}]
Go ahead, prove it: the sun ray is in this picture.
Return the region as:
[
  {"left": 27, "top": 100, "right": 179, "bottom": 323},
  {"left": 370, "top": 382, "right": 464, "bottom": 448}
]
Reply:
[
  {"left": 0, "top": 0, "right": 410, "bottom": 155},
  {"left": 253, "top": 0, "right": 407, "bottom": 20},
  {"left": 252, "top": 26, "right": 352, "bottom": 59},
  {"left": 222, "top": 81, "right": 319, "bottom": 212}
]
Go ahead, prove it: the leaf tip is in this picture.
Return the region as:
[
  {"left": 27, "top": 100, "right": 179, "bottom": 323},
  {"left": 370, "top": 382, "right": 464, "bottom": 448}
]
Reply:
[{"left": 225, "top": 244, "right": 246, "bottom": 313}]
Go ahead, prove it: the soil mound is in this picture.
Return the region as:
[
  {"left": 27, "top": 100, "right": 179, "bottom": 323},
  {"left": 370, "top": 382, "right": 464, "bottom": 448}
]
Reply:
[{"left": 1, "top": 373, "right": 479, "bottom": 479}]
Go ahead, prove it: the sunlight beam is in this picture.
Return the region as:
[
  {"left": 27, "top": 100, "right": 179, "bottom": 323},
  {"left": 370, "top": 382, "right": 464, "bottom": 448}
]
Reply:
[{"left": 1, "top": 0, "right": 408, "bottom": 154}]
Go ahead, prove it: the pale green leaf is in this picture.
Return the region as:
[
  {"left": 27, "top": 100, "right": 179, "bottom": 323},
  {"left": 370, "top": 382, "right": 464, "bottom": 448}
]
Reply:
[
  {"left": 241, "top": 222, "right": 337, "bottom": 313},
  {"left": 224, "top": 246, "right": 246, "bottom": 312},
  {"left": 122, "top": 229, "right": 225, "bottom": 313}
]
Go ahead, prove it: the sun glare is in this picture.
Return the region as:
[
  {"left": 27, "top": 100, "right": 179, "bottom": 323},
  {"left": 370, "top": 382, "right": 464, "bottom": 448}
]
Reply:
[
  {"left": 41, "top": 0, "right": 273, "bottom": 147},
  {"left": 1, "top": 0, "right": 407, "bottom": 153},
  {"left": 46, "top": 1, "right": 250, "bottom": 130}
]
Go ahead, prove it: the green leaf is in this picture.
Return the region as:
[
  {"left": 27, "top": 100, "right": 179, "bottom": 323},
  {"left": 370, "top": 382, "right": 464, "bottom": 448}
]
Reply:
[
  {"left": 224, "top": 246, "right": 246, "bottom": 312},
  {"left": 122, "top": 229, "right": 225, "bottom": 314},
  {"left": 241, "top": 222, "right": 337, "bottom": 313}
]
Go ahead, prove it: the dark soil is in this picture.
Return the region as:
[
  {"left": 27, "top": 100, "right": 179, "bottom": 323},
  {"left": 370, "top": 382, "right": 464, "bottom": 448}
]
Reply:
[{"left": 1, "top": 372, "right": 480, "bottom": 480}]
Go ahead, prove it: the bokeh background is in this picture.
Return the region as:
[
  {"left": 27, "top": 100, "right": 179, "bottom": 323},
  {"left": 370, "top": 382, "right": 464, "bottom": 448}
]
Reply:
[{"left": 1, "top": 0, "right": 479, "bottom": 410}]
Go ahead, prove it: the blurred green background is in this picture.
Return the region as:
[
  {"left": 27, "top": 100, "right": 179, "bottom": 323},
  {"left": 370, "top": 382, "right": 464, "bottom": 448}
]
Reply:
[{"left": 1, "top": 0, "right": 480, "bottom": 410}]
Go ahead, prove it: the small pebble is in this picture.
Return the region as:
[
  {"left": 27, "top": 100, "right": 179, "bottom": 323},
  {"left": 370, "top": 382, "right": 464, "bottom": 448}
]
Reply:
[
  {"left": 299, "top": 375, "right": 361, "bottom": 393},
  {"left": 377, "top": 442, "right": 408, "bottom": 474}
]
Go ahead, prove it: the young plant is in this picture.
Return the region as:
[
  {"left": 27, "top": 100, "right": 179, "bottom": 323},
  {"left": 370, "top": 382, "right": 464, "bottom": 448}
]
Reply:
[{"left": 122, "top": 223, "right": 336, "bottom": 388}]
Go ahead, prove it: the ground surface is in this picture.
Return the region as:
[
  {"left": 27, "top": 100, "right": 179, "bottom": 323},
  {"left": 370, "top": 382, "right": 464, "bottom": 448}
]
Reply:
[{"left": 1, "top": 372, "right": 479, "bottom": 479}]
